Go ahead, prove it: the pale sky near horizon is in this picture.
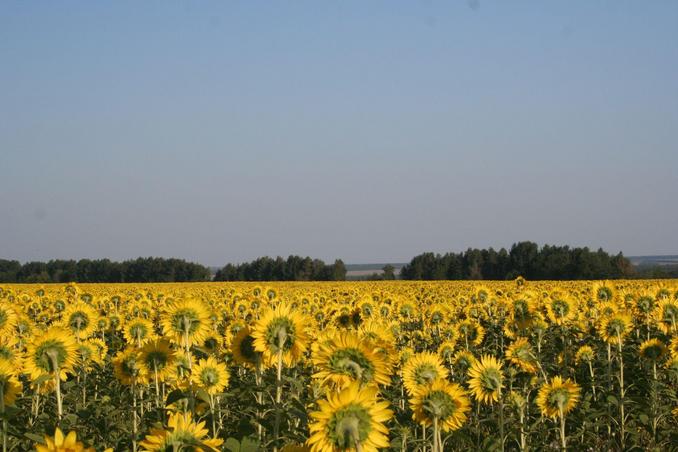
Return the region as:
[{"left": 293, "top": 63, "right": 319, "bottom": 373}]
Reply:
[{"left": 1, "top": 1, "right": 677, "bottom": 266}]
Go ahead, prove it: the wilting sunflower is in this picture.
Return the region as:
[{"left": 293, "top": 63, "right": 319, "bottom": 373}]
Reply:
[
  {"left": 307, "top": 382, "right": 393, "bottom": 452},
  {"left": 410, "top": 379, "right": 471, "bottom": 432},
  {"left": 35, "top": 428, "right": 95, "bottom": 452},
  {"left": 123, "top": 318, "right": 156, "bottom": 348},
  {"left": 639, "top": 338, "right": 667, "bottom": 362},
  {"left": 230, "top": 326, "right": 263, "bottom": 369},
  {"left": 505, "top": 337, "right": 538, "bottom": 374},
  {"left": 139, "top": 412, "right": 223, "bottom": 451},
  {"left": 312, "top": 331, "right": 391, "bottom": 389},
  {"left": 536, "top": 376, "right": 580, "bottom": 418},
  {"left": 25, "top": 327, "right": 79, "bottom": 381},
  {"left": 467, "top": 355, "right": 504, "bottom": 404},
  {"left": 598, "top": 312, "right": 634, "bottom": 345},
  {"left": 139, "top": 339, "right": 176, "bottom": 382},
  {"left": 191, "top": 356, "right": 229, "bottom": 395},
  {"left": 0, "top": 359, "right": 22, "bottom": 407},
  {"left": 59, "top": 302, "right": 98, "bottom": 340},
  {"left": 402, "top": 352, "right": 449, "bottom": 394},
  {"left": 252, "top": 303, "right": 309, "bottom": 365},
  {"left": 161, "top": 299, "right": 212, "bottom": 348}
]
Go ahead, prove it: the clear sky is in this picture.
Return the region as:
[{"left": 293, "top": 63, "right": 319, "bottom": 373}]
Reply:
[{"left": 1, "top": 1, "right": 677, "bottom": 266}]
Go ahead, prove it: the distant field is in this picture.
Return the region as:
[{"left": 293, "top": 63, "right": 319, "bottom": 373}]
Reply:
[{"left": 345, "top": 263, "right": 405, "bottom": 277}]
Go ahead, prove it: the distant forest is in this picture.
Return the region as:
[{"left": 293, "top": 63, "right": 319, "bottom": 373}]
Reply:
[
  {"left": 0, "top": 257, "right": 210, "bottom": 283},
  {"left": 1, "top": 242, "right": 672, "bottom": 283},
  {"left": 400, "top": 242, "right": 635, "bottom": 280},
  {"left": 213, "top": 256, "right": 347, "bottom": 281}
]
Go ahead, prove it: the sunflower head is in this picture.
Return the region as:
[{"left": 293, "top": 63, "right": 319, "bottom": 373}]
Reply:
[
  {"left": 639, "top": 338, "right": 667, "bottom": 362},
  {"left": 25, "top": 327, "right": 79, "bottom": 381},
  {"left": 467, "top": 355, "right": 504, "bottom": 404},
  {"left": 410, "top": 379, "right": 471, "bottom": 432},
  {"left": 536, "top": 376, "right": 581, "bottom": 419},
  {"left": 308, "top": 383, "right": 392, "bottom": 452}
]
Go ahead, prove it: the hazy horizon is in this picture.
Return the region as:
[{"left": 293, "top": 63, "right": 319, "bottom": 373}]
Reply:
[{"left": 2, "top": 2, "right": 677, "bottom": 266}]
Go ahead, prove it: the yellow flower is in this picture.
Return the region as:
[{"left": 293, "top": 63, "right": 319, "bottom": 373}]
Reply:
[
  {"left": 598, "top": 312, "right": 633, "bottom": 345},
  {"left": 410, "top": 379, "right": 471, "bottom": 432},
  {"left": 312, "top": 331, "right": 391, "bottom": 389},
  {"left": 59, "top": 302, "right": 98, "bottom": 340},
  {"left": 139, "top": 412, "right": 223, "bottom": 451},
  {"left": 25, "top": 327, "right": 79, "bottom": 381},
  {"left": 574, "top": 345, "right": 595, "bottom": 365},
  {"left": 230, "top": 326, "right": 263, "bottom": 369},
  {"left": 308, "top": 382, "right": 393, "bottom": 452},
  {"left": 0, "top": 359, "right": 21, "bottom": 407},
  {"left": 139, "top": 339, "right": 176, "bottom": 382},
  {"left": 112, "top": 348, "right": 147, "bottom": 386},
  {"left": 191, "top": 356, "right": 229, "bottom": 395},
  {"left": 161, "top": 299, "right": 212, "bottom": 348},
  {"left": 536, "top": 376, "right": 580, "bottom": 418},
  {"left": 35, "top": 428, "right": 94, "bottom": 452},
  {"left": 467, "top": 355, "right": 504, "bottom": 404},
  {"left": 252, "top": 303, "right": 309, "bottom": 366},
  {"left": 639, "top": 338, "right": 667, "bottom": 362},
  {"left": 402, "top": 352, "right": 448, "bottom": 394},
  {"left": 505, "top": 337, "right": 538, "bottom": 374},
  {"left": 123, "top": 318, "right": 156, "bottom": 347}
]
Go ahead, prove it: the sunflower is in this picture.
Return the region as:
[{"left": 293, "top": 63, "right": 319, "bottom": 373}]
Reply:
[
  {"left": 312, "top": 331, "right": 391, "bottom": 390},
  {"left": 591, "top": 282, "right": 617, "bottom": 303},
  {"left": 191, "top": 356, "right": 229, "bottom": 395},
  {"left": 457, "top": 320, "right": 485, "bottom": 348},
  {"left": 598, "top": 312, "right": 633, "bottom": 345},
  {"left": 59, "top": 302, "right": 98, "bottom": 340},
  {"left": 25, "top": 327, "right": 79, "bottom": 381},
  {"left": 546, "top": 294, "right": 576, "bottom": 326},
  {"left": 402, "top": 352, "right": 448, "bottom": 394},
  {"left": 653, "top": 299, "right": 678, "bottom": 335},
  {"left": 112, "top": 348, "right": 148, "bottom": 386},
  {"left": 307, "top": 382, "right": 393, "bottom": 452},
  {"left": 252, "top": 303, "right": 309, "bottom": 366},
  {"left": 467, "top": 355, "right": 504, "bottom": 404},
  {"left": 0, "top": 303, "right": 18, "bottom": 339},
  {"left": 35, "top": 428, "right": 95, "bottom": 452},
  {"left": 536, "top": 376, "right": 580, "bottom": 418},
  {"left": 139, "top": 339, "right": 176, "bottom": 382},
  {"left": 230, "top": 326, "right": 263, "bottom": 369},
  {"left": 161, "top": 299, "right": 212, "bottom": 348},
  {"left": 139, "top": 412, "right": 223, "bottom": 451},
  {"left": 639, "top": 338, "right": 667, "bottom": 362},
  {"left": 0, "top": 359, "right": 22, "bottom": 407},
  {"left": 123, "top": 318, "right": 156, "bottom": 348},
  {"left": 574, "top": 345, "right": 595, "bottom": 365},
  {"left": 505, "top": 337, "right": 538, "bottom": 374},
  {"left": 410, "top": 379, "right": 471, "bottom": 432}
]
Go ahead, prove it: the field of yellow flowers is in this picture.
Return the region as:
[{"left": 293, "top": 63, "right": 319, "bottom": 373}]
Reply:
[{"left": 0, "top": 280, "right": 676, "bottom": 451}]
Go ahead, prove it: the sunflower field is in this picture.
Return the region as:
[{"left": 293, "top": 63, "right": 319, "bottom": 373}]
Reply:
[{"left": 0, "top": 280, "right": 676, "bottom": 451}]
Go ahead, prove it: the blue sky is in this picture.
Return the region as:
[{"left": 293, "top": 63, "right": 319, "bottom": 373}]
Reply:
[{"left": 1, "top": 1, "right": 677, "bottom": 265}]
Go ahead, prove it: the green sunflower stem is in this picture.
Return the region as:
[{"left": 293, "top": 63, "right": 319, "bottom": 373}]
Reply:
[
  {"left": 498, "top": 391, "right": 505, "bottom": 452},
  {"left": 559, "top": 409, "right": 567, "bottom": 450},
  {"left": 132, "top": 381, "right": 138, "bottom": 452},
  {"left": 1, "top": 384, "right": 7, "bottom": 452},
  {"left": 617, "top": 335, "right": 625, "bottom": 450},
  {"left": 432, "top": 416, "right": 440, "bottom": 452},
  {"left": 273, "top": 349, "right": 283, "bottom": 452}
]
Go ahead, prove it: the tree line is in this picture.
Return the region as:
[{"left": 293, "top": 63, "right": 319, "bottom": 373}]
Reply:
[
  {"left": 400, "top": 241, "right": 635, "bottom": 280},
  {"left": 213, "top": 256, "right": 347, "bottom": 281},
  {"left": 0, "top": 242, "right": 641, "bottom": 283},
  {"left": 0, "top": 257, "right": 211, "bottom": 283}
]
